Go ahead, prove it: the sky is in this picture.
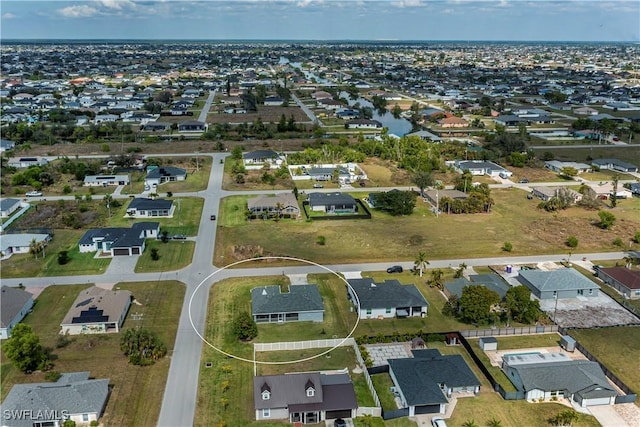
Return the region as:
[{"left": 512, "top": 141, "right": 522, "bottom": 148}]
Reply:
[{"left": 1, "top": 0, "right": 639, "bottom": 42}]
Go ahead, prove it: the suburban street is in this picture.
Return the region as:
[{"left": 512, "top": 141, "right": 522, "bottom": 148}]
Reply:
[{"left": 2, "top": 152, "right": 636, "bottom": 427}]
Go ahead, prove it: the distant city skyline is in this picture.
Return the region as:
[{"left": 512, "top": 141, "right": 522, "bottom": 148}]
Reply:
[{"left": 1, "top": 0, "right": 639, "bottom": 42}]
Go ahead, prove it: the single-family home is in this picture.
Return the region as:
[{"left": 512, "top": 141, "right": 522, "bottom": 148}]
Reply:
[
  {"left": 126, "top": 198, "right": 174, "bottom": 218},
  {"left": 451, "top": 160, "right": 512, "bottom": 178},
  {"left": 0, "top": 139, "right": 16, "bottom": 152},
  {"left": 0, "top": 233, "right": 51, "bottom": 260},
  {"left": 502, "top": 352, "right": 616, "bottom": 406},
  {"left": 586, "top": 182, "right": 633, "bottom": 200},
  {"left": 518, "top": 268, "right": 600, "bottom": 300},
  {"left": 574, "top": 106, "right": 598, "bottom": 116},
  {"left": 308, "top": 193, "right": 357, "bottom": 214},
  {"left": 531, "top": 187, "right": 582, "bottom": 203},
  {"left": 388, "top": 349, "right": 481, "bottom": 416},
  {"left": 306, "top": 166, "right": 350, "bottom": 182},
  {"left": 1, "top": 372, "right": 110, "bottom": 426},
  {"left": 7, "top": 157, "right": 49, "bottom": 168},
  {"left": 83, "top": 174, "right": 130, "bottom": 187},
  {"left": 423, "top": 189, "right": 468, "bottom": 206},
  {"left": 177, "top": 120, "right": 206, "bottom": 132},
  {"left": 60, "top": 286, "right": 132, "bottom": 335},
  {"left": 631, "top": 182, "right": 640, "bottom": 196},
  {"left": 405, "top": 130, "right": 442, "bottom": 142},
  {"left": 253, "top": 372, "right": 358, "bottom": 423},
  {"left": 0, "top": 286, "right": 34, "bottom": 339},
  {"left": 247, "top": 193, "right": 301, "bottom": 219},
  {"left": 145, "top": 166, "right": 187, "bottom": 188},
  {"left": 78, "top": 222, "right": 159, "bottom": 256},
  {"left": 438, "top": 116, "right": 469, "bottom": 128},
  {"left": 243, "top": 150, "right": 284, "bottom": 166},
  {"left": 317, "top": 98, "right": 343, "bottom": 110},
  {"left": 544, "top": 160, "right": 591, "bottom": 174},
  {"left": 0, "top": 198, "right": 22, "bottom": 218},
  {"left": 143, "top": 122, "right": 172, "bottom": 132},
  {"left": 345, "top": 119, "right": 382, "bottom": 129},
  {"left": 444, "top": 274, "right": 511, "bottom": 300},
  {"left": 347, "top": 278, "right": 428, "bottom": 319},
  {"left": 591, "top": 159, "right": 638, "bottom": 173},
  {"left": 251, "top": 284, "right": 324, "bottom": 323},
  {"left": 263, "top": 96, "right": 285, "bottom": 106},
  {"left": 494, "top": 115, "right": 529, "bottom": 126},
  {"left": 596, "top": 267, "right": 640, "bottom": 300}
]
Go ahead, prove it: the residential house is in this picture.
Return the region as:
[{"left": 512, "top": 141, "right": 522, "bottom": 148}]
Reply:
[
  {"left": 444, "top": 274, "right": 510, "bottom": 300},
  {"left": 253, "top": 372, "right": 358, "bottom": 423},
  {"left": 7, "top": 157, "right": 49, "bottom": 168},
  {"left": 143, "top": 122, "right": 172, "bottom": 132},
  {"left": 518, "top": 268, "right": 600, "bottom": 299},
  {"left": 586, "top": 182, "right": 633, "bottom": 200},
  {"left": 247, "top": 193, "right": 301, "bottom": 219},
  {"left": 451, "top": 160, "right": 512, "bottom": 178},
  {"left": 423, "top": 189, "right": 468, "bottom": 206},
  {"left": 388, "top": 349, "right": 481, "bottom": 416},
  {"left": 502, "top": 352, "right": 616, "bottom": 406},
  {"left": 0, "top": 198, "right": 22, "bottom": 218},
  {"left": 78, "top": 222, "right": 159, "bottom": 256},
  {"left": 531, "top": 187, "right": 582, "bottom": 203},
  {"left": 251, "top": 284, "right": 324, "bottom": 323},
  {"left": 145, "top": 166, "right": 187, "bottom": 188},
  {"left": 405, "top": 130, "right": 442, "bottom": 142},
  {"left": 0, "top": 233, "right": 51, "bottom": 260},
  {"left": 544, "top": 161, "right": 591, "bottom": 174},
  {"left": 631, "top": 182, "right": 640, "bottom": 196},
  {"left": 177, "top": 120, "right": 206, "bottom": 132},
  {"left": 83, "top": 175, "right": 130, "bottom": 187},
  {"left": 1, "top": 372, "right": 110, "bottom": 426},
  {"left": 347, "top": 278, "right": 428, "bottom": 319},
  {"left": 596, "top": 267, "right": 640, "bottom": 300},
  {"left": 438, "top": 116, "right": 469, "bottom": 128},
  {"left": 126, "top": 198, "right": 174, "bottom": 218},
  {"left": 0, "top": 139, "right": 16, "bottom": 152},
  {"left": 317, "top": 98, "right": 343, "bottom": 110},
  {"left": 494, "top": 115, "right": 529, "bottom": 127},
  {"left": 307, "top": 166, "right": 350, "bottom": 182},
  {"left": 60, "top": 286, "right": 132, "bottom": 335},
  {"left": 345, "top": 119, "right": 382, "bottom": 129},
  {"left": 308, "top": 193, "right": 357, "bottom": 214},
  {"left": 0, "top": 286, "right": 34, "bottom": 339},
  {"left": 574, "top": 106, "right": 598, "bottom": 116},
  {"left": 591, "top": 159, "right": 638, "bottom": 173},
  {"left": 263, "top": 96, "right": 285, "bottom": 106},
  {"left": 243, "top": 149, "right": 284, "bottom": 166}
]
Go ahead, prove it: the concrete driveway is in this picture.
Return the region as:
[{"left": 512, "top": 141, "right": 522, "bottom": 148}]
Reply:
[{"left": 588, "top": 405, "right": 630, "bottom": 427}]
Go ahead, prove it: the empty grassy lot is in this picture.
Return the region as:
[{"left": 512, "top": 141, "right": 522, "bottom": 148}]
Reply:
[
  {"left": 216, "top": 189, "right": 640, "bottom": 265},
  {"left": 134, "top": 239, "right": 195, "bottom": 273},
  {"left": 221, "top": 157, "right": 295, "bottom": 191},
  {"left": 569, "top": 327, "right": 640, "bottom": 397},
  {"left": 0, "top": 281, "right": 184, "bottom": 426}
]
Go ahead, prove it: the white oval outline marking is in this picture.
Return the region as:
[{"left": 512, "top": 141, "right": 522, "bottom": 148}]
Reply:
[{"left": 188, "top": 256, "right": 361, "bottom": 365}]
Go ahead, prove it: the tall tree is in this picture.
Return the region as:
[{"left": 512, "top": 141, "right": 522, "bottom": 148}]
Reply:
[
  {"left": 414, "top": 251, "right": 430, "bottom": 277},
  {"left": 459, "top": 286, "right": 500, "bottom": 324},
  {"left": 503, "top": 286, "right": 540, "bottom": 324},
  {"left": 428, "top": 269, "right": 445, "bottom": 291},
  {"left": 611, "top": 175, "right": 619, "bottom": 208},
  {"left": 412, "top": 171, "right": 434, "bottom": 196},
  {"left": 4, "top": 324, "right": 50, "bottom": 373}
]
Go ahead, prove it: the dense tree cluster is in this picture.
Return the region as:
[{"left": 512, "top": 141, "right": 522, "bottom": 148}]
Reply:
[
  {"left": 4, "top": 324, "right": 52, "bottom": 373},
  {"left": 440, "top": 182, "right": 494, "bottom": 214},
  {"left": 120, "top": 328, "right": 167, "bottom": 366},
  {"left": 232, "top": 312, "right": 258, "bottom": 341},
  {"left": 373, "top": 190, "right": 417, "bottom": 216}
]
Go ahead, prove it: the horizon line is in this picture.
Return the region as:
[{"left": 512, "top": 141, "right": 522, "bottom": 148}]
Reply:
[{"left": 2, "top": 38, "right": 638, "bottom": 43}]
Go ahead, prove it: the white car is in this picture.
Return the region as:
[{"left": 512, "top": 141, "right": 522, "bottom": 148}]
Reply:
[
  {"left": 25, "top": 191, "right": 43, "bottom": 197},
  {"left": 431, "top": 417, "right": 447, "bottom": 427}
]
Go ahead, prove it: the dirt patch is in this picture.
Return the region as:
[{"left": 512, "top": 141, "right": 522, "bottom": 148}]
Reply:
[
  {"left": 230, "top": 244, "right": 264, "bottom": 260},
  {"left": 506, "top": 165, "right": 564, "bottom": 183},
  {"left": 524, "top": 216, "right": 638, "bottom": 251},
  {"left": 10, "top": 200, "right": 106, "bottom": 230},
  {"left": 207, "top": 106, "right": 309, "bottom": 124}
]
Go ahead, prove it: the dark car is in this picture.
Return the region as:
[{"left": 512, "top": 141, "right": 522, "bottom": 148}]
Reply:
[
  {"left": 519, "top": 178, "right": 529, "bottom": 184},
  {"left": 334, "top": 419, "right": 347, "bottom": 427},
  {"left": 387, "top": 265, "right": 403, "bottom": 273},
  {"left": 210, "top": 215, "right": 216, "bottom": 220},
  {"left": 172, "top": 234, "right": 186, "bottom": 240}
]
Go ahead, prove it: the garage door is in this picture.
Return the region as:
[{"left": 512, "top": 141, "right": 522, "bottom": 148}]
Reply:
[
  {"left": 325, "top": 410, "right": 352, "bottom": 419},
  {"left": 132, "top": 247, "right": 141, "bottom": 255},
  {"left": 113, "top": 248, "right": 130, "bottom": 256},
  {"left": 415, "top": 405, "right": 440, "bottom": 414},
  {"left": 583, "top": 397, "right": 613, "bottom": 406}
]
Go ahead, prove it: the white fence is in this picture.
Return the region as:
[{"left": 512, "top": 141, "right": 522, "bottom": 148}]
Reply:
[{"left": 254, "top": 337, "right": 354, "bottom": 352}]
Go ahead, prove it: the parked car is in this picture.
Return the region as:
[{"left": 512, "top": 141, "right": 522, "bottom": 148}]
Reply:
[
  {"left": 172, "top": 234, "right": 186, "bottom": 240},
  {"left": 519, "top": 178, "right": 529, "bottom": 183},
  {"left": 25, "top": 191, "right": 43, "bottom": 197},
  {"left": 431, "top": 417, "right": 447, "bottom": 427},
  {"left": 313, "top": 183, "right": 324, "bottom": 188},
  {"left": 386, "top": 265, "right": 403, "bottom": 273},
  {"left": 334, "top": 419, "right": 347, "bottom": 427},
  {"left": 210, "top": 215, "right": 216, "bottom": 220}
]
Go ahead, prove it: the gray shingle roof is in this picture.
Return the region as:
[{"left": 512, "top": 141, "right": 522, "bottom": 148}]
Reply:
[
  {"left": 0, "top": 286, "right": 33, "bottom": 328},
  {"left": 1, "top": 372, "right": 109, "bottom": 426},
  {"left": 388, "top": 349, "right": 480, "bottom": 406},
  {"left": 78, "top": 222, "right": 158, "bottom": 249},
  {"left": 146, "top": 167, "right": 186, "bottom": 180},
  {"left": 127, "top": 198, "right": 173, "bottom": 211},
  {"left": 0, "top": 198, "right": 21, "bottom": 212},
  {"left": 347, "top": 279, "right": 428, "bottom": 310},
  {"left": 444, "top": 274, "right": 510, "bottom": 299},
  {"left": 243, "top": 149, "right": 279, "bottom": 160},
  {"left": 251, "top": 285, "right": 324, "bottom": 315},
  {"left": 518, "top": 268, "right": 600, "bottom": 292},
  {"left": 308, "top": 192, "right": 356, "bottom": 208}
]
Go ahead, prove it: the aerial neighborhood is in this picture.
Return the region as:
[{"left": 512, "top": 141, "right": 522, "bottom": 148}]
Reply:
[{"left": 1, "top": 36, "right": 640, "bottom": 427}]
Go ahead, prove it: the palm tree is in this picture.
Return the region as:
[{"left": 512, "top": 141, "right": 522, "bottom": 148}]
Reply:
[
  {"left": 623, "top": 255, "right": 634, "bottom": 269},
  {"left": 462, "top": 420, "right": 479, "bottom": 427},
  {"left": 486, "top": 418, "right": 503, "bottom": 427},
  {"left": 414, "top": 251, "right": 430, "bottom": 277},
  {"left": 29, "top": 238, "right": 45, "bottom": 259},
  {"left": 274, "top": 201, "right": 285, "bottom": 220},
  {"left": 429, "top": 268, "right": 445, "bottom": 291}
]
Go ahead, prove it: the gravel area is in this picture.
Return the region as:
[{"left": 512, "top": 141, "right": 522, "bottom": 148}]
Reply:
[{"left": 540, "top": 293, "right": 640, "bottom": 328}]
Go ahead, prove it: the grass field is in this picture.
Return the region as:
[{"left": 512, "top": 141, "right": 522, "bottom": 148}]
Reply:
[
  {"left": 134, "top": 239, "right": 195, "bottom": 273},
  {"left": 215, "top": 188, "right": 640, "bottom": 265},
  {"left": 532, "top": 145, "right": 640, "bottom": 167},
  {"left": 569, "top": 327, "right": 640, "bottom": 396},
  {"left": 0, "top": 281, "right": 185, "bottom": 426},
  {"left": 221, "top": 157, "right": 295, "bottom": 191}
]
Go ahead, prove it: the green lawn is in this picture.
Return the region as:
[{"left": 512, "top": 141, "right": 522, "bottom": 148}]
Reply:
[
  {"left": 215, "top": 189, "right": 640, "bottom": 266},
  {"left": 0, "top": 281, "right": 185, "bottom": 426},
  {"left": 110, "top": 197, "right": 204, "bottom": 236},
  {"left": 0, "top": 229, "right": 110, "bottom": 278},
  {"left": 569, "top": 327, "right": 640, "bottom": 396},
  {"left": 371, "top": 373, "right": 398, "bottom": 411},
  {"left": 257, "top": 347, "right": 358, "bottom": 376},
  {"left": 134, "top": 239, "right": 195, "bottom": 273}
]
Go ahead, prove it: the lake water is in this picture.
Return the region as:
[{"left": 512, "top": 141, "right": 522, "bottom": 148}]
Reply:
[{"left": 340, "top": 92, "right": 413, "bottom": 136}]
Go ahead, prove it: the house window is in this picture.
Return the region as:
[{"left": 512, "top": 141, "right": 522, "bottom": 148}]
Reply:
[
  {"left": 366, "top": 308, "right": 372, "bottom": 315},
  {"left": 262, "top": 391, "right": 270, "bottom": 400},
  {"left": 553, "top": 291, "right": 557, "bottom": 298},
  {"left": 635, "top": 290, "right": 640, "bottom": 296},
  {"left": 82, "top": 414, "right": 89, "bottom": 422},
  {"left": 589, "top": 289, "right": 594, "bottom": 295},
  {"left": 306, "top": 387, "right": 315, "bottom": 397},
  {"left": 262, "top": 408, "right": 270, "bottom": 418},
  {"left": 385, "top": 308, "right": 392, "bottom": 314}
]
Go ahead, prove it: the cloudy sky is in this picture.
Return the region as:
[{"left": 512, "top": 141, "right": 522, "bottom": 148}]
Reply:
[{"left": 1, "top": 0, "right": 638, "bottom": 41}]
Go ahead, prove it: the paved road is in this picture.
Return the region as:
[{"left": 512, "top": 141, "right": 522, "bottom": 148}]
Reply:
[
  {"left": 291, "top": 92, "right": 323, "bottom": 126},
  {"left": 197, "top": 89, "right": 217, "bottom": 123}
]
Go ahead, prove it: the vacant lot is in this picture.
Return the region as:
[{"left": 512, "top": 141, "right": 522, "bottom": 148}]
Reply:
[
  {"left": 0, "top": 281, "right": 185, "bottom": 426},
  {"left": 215, "top": 189, "right": 640, "bottom": 265},
  {"left": 207, "top": 106, "right": 309, "bottom": 124}
]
